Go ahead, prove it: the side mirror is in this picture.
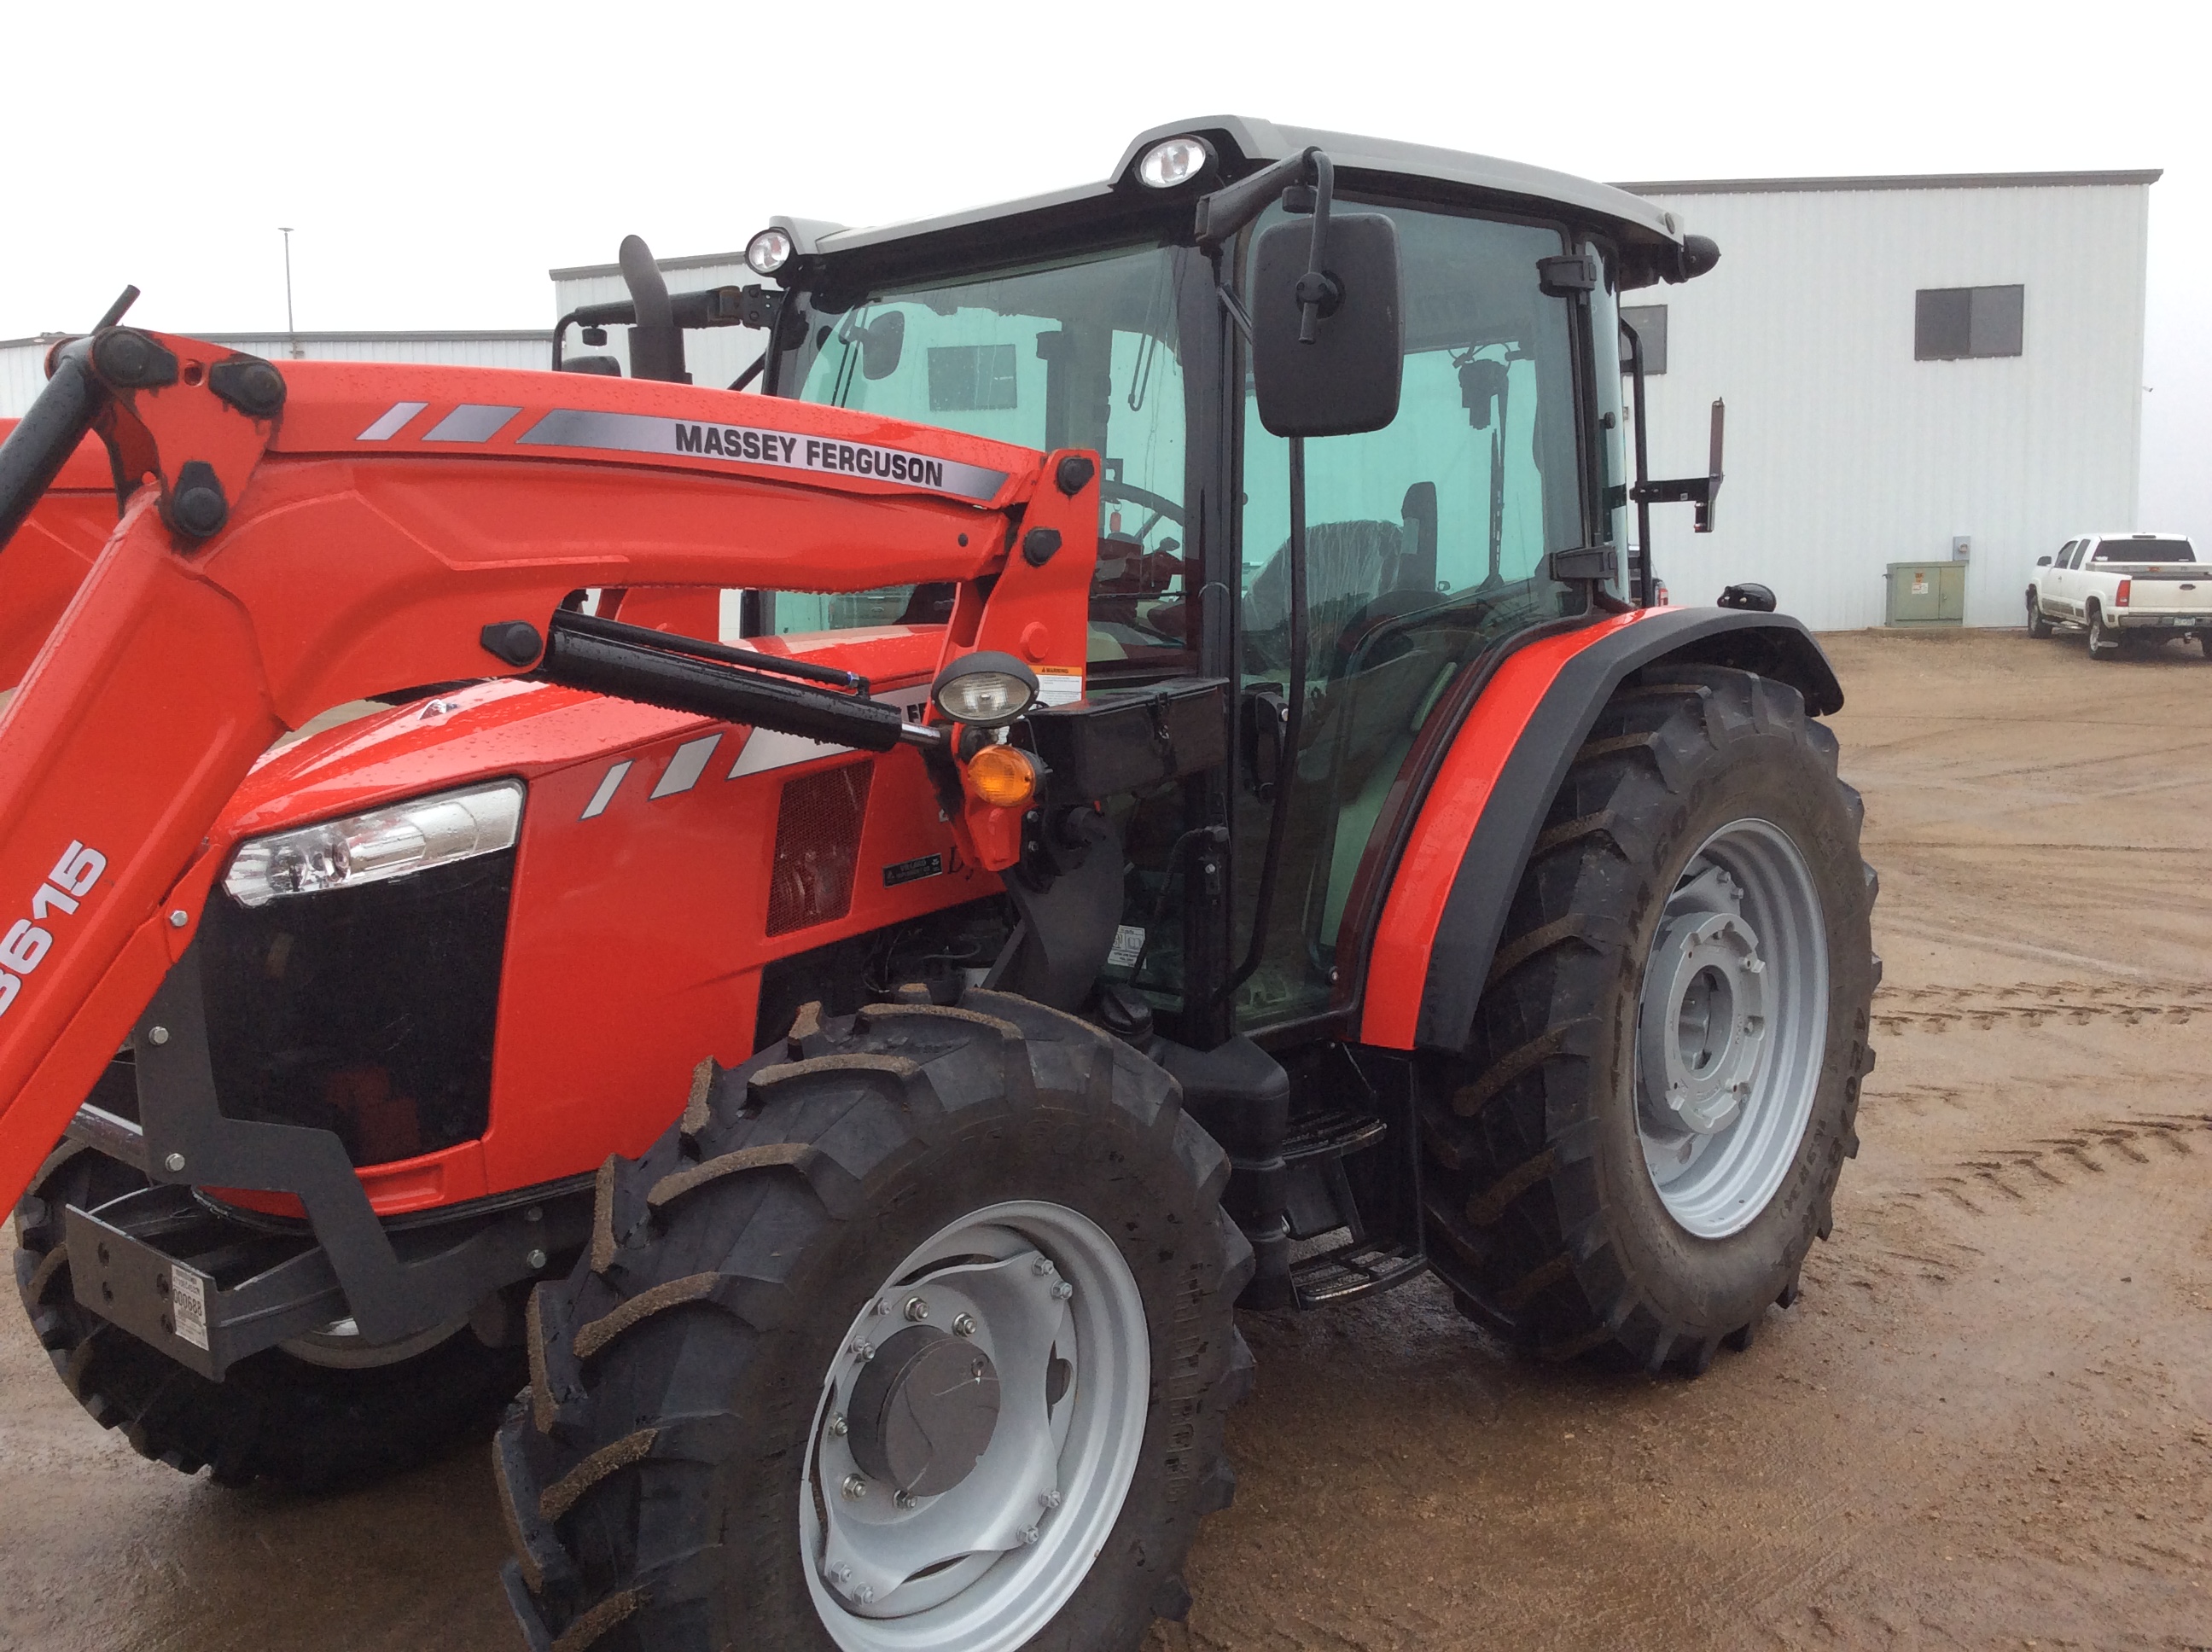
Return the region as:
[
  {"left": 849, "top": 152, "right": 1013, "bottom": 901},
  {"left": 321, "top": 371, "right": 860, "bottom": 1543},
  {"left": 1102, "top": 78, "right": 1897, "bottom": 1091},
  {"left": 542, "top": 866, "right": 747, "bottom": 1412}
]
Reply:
[
  {"left": 2036, "top": 556, "right": 2052, "bottom": 567},
  {"left": 1251, "top": 211, "right": 1403, "bottom": 438},
  {"left": 1718, "top": 582, "right": 1777, "bottom": 613}
]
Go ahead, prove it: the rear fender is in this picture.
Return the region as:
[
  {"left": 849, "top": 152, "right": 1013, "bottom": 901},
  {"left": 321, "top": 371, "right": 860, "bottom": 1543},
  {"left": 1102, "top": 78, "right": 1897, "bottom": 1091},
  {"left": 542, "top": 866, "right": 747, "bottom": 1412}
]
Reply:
[{"left": 1359, "top": 608, "right": 1840, "bottom": 1053}]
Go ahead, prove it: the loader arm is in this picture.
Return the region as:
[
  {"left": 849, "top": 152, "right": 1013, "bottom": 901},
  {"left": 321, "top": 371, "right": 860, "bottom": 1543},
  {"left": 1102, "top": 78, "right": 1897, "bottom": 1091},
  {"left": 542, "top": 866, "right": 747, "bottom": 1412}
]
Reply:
[
  {"left": 0, "top": 329, "right": 1097, "bottom": 1211},
  {"left": 0, "top": 427, "right": 114, "bottom": 689}
]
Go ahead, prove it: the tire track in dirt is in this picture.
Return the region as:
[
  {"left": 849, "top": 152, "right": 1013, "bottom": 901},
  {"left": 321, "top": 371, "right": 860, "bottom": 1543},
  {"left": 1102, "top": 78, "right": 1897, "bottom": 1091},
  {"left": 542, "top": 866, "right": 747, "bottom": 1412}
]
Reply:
[
  {"left": 1871, "top": 979, "right": 2212, "bottom": 1033},
  {"left": 1942, "top": 1112, "right": 2211, "bottom": 1214}
]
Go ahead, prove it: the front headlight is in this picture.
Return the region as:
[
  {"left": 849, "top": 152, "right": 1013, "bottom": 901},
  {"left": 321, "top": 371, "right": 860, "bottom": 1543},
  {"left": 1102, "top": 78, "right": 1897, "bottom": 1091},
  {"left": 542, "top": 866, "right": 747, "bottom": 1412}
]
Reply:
[
  {"left": 223, "top": 781, "right": 524, "bottom": 908},
  {"left": 931, "top": 651, "right": 1039, "bottom": 727}
]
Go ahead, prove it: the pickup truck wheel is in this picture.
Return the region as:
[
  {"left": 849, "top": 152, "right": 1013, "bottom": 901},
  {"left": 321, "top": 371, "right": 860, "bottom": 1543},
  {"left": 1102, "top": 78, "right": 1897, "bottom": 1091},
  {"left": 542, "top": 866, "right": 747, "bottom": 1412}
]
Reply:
[
  {"left": 2086, "top": 608, "right": 2122, "bottom": 660},
  {"left": 2024, "top": 590, "right": 2053, "bottom": 638},
  {"left": 13, "top": 1142, "right": 527, "bottom": 1489},
  {"left": 1419, "top": 665, "right": 1877, "bottom": 1374},
  {"left": 495, "top": 990, "right": 1252, "bottom": 1652}
]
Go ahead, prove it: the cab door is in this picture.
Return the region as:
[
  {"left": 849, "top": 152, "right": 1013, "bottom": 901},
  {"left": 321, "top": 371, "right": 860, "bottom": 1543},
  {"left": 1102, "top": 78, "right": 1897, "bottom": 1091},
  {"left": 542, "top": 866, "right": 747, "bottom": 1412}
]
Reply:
[{"left": 1227, "top": 198, "right": 1598, "bottom": 1031}]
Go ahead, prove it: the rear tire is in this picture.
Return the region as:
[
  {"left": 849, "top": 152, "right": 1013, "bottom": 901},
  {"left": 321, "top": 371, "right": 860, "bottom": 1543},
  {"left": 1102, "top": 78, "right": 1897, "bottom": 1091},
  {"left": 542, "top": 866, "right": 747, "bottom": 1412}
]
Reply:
[
  {"left": 495, "top": 990, "right": 1251, "bottom": 1652},
  {"left": 1420, "top": 665, "right": 1877, "bottom": 1372},
  {"left": 13, "top": 1143, "right": 526, "bottom": 1489},
  {"left": 2025, "top": 590, "right": 2053, "bottom": 638},
  {"left": 2087, "top": 608, "right": 2121, "bottom": 660}
]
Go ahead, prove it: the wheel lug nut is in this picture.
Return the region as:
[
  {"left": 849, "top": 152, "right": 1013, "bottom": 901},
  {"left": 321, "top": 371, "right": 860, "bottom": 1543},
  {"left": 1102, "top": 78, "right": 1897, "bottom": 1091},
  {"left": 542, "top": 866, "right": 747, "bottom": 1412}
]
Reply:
[
  {"left": 952, "top": 1312, "right": 977, "bottom": 1338},
  {"left": 1050, "top": 1280, "right": 1073, "bottom": 1300},
  {"left": 827, "top": 1412, "right": 848, "bottom": 1438},
  {"left": 903, "top": 1295, "right": 929, "bottom": 1322},
  {"left": 895, "top": 1489, "right": 917, "bottom": 1509},
  {"left": 855, "top": 1583, "right": 875, "bottom": 1603},
  {"left": 831, "top": 1562, "right": 853, "bottom": 1585},
  {"left": 841, "top": 1473, "right": 870, "bottom": 1500},
  {"left": 1032, "top": 1256, "right": 1055, "bottom": 1276},
  {"left": 1039, "top": 1488, "right": 1062, "bottom": 1509},
  {"left": 852, "top": 1338, "right": 875, "bottom": 1361},
  {"left": 1018, "top": 1524, "right": 1041, "bottom": 1545}
]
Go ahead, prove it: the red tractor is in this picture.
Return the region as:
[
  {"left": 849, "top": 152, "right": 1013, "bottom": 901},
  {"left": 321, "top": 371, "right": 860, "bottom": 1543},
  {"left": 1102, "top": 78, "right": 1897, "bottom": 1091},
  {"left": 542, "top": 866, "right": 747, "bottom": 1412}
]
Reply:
[{"left": 1, "top": 118, "right": 1874, "bottom": 1652}]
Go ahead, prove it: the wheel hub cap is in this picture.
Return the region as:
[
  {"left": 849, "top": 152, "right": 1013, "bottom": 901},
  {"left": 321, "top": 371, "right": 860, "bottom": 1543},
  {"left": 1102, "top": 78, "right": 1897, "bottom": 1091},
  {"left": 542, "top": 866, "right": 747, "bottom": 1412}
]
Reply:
[
  {"left": 1640, "top": 909, "right": 1767, "bottom": 1136},
  {"left": 847, "top": 1326, "right": 1002, "bottom": 1497}
]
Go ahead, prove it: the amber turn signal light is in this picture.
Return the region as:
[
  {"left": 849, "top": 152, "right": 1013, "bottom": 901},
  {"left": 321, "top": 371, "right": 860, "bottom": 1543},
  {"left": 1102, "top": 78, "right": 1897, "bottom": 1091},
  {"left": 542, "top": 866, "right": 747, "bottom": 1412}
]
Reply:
[{"left": 965, "top": 743, "right": 1038, "bottom": 808}]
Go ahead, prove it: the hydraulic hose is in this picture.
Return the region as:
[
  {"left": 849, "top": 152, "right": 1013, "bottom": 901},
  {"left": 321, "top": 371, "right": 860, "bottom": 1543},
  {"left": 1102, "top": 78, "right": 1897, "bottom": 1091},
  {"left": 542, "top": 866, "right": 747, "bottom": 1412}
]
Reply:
[{"left": 0, "top": 338, "right": 105, "bottom": 555}]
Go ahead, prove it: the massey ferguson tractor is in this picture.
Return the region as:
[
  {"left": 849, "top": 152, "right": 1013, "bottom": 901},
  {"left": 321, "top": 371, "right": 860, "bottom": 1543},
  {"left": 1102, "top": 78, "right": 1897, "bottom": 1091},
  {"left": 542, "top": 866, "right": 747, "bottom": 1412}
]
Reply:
[{"left": 0, "top": 117, "right": 1875, "bottom": 1652}]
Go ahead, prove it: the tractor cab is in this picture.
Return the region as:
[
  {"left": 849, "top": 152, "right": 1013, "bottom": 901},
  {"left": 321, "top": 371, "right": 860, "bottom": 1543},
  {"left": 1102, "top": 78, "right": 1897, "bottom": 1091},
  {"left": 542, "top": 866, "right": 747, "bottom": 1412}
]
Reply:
[{"left": 736, "top": 118, "right": 1720, "bottom": 1045}]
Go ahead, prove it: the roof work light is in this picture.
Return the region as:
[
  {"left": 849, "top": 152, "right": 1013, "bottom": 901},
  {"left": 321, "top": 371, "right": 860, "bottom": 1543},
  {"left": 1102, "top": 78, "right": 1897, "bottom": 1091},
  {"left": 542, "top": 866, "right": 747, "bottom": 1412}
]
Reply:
[
  {"left": 1137, "top": 137, "right": 1213, "bottom": 189},
  {"left": 745, "top": 228, "right": 794, "bottom": 276}
]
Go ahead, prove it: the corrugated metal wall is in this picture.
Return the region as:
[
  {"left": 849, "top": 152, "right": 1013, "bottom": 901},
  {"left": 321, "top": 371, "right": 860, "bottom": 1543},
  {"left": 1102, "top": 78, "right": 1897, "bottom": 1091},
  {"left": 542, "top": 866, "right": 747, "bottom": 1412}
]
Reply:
[
  {"left": 550, "top": 259, "right": 767, "bottom": 392},
  {"left": 0, "top": 331, "right": 552, "bottom": 417},
  {"left": 1626, "top": 181, "right": 2150, "bottom": 630}
]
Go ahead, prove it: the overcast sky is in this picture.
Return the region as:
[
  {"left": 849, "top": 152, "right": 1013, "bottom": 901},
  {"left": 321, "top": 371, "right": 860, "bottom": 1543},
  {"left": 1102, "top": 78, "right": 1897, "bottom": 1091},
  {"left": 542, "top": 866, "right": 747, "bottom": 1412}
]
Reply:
[{"left": 7, "top": 0, "right": 2203, "bottom": 542}]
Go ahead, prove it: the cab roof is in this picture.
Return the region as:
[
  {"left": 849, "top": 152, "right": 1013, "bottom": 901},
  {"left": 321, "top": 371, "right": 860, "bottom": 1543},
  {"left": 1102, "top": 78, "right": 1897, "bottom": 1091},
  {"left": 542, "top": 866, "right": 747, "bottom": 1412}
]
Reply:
[{"left": 771, "top": 115, "right": 1689, "bottom": 270}]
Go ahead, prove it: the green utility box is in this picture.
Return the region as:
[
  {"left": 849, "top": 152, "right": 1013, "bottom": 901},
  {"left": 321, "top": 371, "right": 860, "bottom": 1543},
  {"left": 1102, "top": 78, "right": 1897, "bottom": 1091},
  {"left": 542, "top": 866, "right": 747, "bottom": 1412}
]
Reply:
[{"left": 1885, "top": 561, "right": 1966, "bottom": 626}]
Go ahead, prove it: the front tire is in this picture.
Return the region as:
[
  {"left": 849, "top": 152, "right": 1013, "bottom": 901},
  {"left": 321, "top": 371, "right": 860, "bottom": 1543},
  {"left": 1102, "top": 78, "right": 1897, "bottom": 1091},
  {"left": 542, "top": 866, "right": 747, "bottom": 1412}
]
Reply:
[
  {"left": 496, "top": 991, "right": 1252, "bottom": 1652},
  {"left": 2025, "top": 590, "right": 2053, "bottom": 638},
  {"left": 13, "top": 1143, "right": 527, "bottom": 1488},
  {"left": 1421, "top": 665, "right": 1877, "bottom": 1372}
]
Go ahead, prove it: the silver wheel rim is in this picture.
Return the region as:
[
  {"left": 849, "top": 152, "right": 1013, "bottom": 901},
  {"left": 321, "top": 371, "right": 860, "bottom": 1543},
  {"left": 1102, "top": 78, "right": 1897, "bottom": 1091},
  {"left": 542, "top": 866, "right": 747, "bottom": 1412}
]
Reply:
[
  {"left": 800, "top": 1200, "right": 1150, "bottom": 1652},
  {"left": 1636, "top": 817, "right": 1829, "bottom": 1238}
]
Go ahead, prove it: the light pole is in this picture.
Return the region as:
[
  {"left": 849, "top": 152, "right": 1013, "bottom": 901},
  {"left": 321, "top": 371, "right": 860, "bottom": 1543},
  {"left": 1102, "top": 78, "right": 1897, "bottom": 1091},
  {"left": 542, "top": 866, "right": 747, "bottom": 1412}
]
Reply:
[{"left": 279, "top": 226, "right": 300, "bottom": 358}]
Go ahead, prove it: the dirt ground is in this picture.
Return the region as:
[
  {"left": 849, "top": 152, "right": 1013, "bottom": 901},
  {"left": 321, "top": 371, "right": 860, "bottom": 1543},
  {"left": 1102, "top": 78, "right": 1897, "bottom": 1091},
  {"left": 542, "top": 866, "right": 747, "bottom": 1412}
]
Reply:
[{"left": 2, "top": 626, "right": 2207, "bottom": 1651}]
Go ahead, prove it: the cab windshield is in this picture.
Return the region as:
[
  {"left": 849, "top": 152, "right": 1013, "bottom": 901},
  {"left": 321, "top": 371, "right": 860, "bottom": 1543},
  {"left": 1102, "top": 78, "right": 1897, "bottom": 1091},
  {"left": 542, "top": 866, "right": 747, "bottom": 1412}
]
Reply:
[{"left": 771, "top": 243, "right": 1193, "bottom": 665}]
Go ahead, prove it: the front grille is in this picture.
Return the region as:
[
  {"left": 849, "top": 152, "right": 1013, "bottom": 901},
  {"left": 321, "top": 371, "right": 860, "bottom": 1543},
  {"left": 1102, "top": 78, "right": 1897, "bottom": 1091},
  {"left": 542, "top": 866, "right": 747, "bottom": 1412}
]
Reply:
[
  {"left": 766, "top": 762, "right": 873, "bottom": 935},
  {"left": 196, "top": 852, "right": 515, "bottom": 1166}
]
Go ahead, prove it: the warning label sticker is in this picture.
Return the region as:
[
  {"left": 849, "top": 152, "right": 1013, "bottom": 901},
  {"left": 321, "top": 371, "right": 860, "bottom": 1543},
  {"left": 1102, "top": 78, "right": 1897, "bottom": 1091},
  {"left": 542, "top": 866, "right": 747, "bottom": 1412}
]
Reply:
[
  {"left": 1036, "top": 668, "right": 1085, "bottom": 707},
  {"left": 170, "top": 1266, "right": 209, "bottom": 1351}
]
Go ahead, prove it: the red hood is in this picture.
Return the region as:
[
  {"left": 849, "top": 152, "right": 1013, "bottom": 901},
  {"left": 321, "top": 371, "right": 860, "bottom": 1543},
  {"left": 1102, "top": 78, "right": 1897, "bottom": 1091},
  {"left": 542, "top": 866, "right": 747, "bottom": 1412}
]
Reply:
[{"left": 220, "top": 625, "right": 946, "bottom": 848}]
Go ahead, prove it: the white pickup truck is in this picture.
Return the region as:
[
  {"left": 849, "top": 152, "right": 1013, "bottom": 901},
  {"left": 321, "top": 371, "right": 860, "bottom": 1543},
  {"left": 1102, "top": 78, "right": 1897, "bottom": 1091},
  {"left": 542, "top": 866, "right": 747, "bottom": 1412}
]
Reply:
[{"left": 2026, "top": 532, "right": 2210, "bottom": 660}]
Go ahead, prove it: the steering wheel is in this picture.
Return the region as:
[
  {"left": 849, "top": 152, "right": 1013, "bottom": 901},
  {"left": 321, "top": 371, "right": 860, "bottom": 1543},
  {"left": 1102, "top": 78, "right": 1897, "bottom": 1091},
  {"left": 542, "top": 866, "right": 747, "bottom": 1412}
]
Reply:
[{"left": 1100, "top": 479, "right": 1185, "bottom": 543}]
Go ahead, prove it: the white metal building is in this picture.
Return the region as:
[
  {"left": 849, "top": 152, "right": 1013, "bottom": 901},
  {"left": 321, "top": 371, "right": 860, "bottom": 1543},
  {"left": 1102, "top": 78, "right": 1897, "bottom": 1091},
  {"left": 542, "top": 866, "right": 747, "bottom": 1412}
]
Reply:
[
  {"left": 1613, "top": 169, "right": 2158, "bottom": 630},
  {"left": 0, "top": 329, "right": 551, "bottom": 418}
]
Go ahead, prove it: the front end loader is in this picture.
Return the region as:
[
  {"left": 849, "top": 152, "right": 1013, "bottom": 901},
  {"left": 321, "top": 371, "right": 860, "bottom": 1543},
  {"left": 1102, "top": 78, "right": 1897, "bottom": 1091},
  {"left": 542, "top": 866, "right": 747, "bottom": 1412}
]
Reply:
[{"left": 1, "top": 117, "right": 1875, "bottom": 1652}]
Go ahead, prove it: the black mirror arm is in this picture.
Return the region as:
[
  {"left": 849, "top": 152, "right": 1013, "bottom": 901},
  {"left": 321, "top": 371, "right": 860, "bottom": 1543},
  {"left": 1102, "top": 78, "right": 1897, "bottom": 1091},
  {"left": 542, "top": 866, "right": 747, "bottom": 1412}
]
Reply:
[
  {"left": 1193, "top": 148, "right": 1324, "bottom": 254},
  {"left": 1293, "top": 152, "right": 1342, "bottom": 343}
]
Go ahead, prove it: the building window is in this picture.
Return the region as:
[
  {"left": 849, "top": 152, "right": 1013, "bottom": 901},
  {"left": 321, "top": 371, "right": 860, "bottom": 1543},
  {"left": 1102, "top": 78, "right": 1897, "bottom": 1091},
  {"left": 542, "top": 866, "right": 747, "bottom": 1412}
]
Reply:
[
  {"left": 1620, "top": 304, "right": 1668, "bottom": 375},
  {"left": 1914, "top": 285, "right": 2023, "bottom": 360}
]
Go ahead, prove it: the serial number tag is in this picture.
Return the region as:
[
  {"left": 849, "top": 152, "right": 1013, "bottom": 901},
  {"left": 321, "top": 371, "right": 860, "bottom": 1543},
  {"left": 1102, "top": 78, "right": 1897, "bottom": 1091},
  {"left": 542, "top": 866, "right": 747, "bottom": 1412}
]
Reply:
[
  {"left": 170, "top": 1266, "right": 210, "bottom": 1351},
  {"left": 882, "top": 853, "right": 944, "bottom": 888},
  {"left": 1107, "top": 925, "right": 1146, "bottom": 969}
]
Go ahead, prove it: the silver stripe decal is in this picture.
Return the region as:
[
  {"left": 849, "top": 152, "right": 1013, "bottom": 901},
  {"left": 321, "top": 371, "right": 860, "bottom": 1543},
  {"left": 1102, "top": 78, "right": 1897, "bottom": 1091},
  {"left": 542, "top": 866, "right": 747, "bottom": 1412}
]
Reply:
[
  {"left": 722, "top": 689, "right": 917, "bottom": 780},
  {"left": 581, "top": 759, "right": 632, "bottom": 819},
  {"left": 423, "top": 404, "right": 522, "bottom": 443},
  {"left": 649, "top": 733, "right": 722, "bottom": 799},
  {"left": 727, "top": 728, "right": 850, "bottom": 779},
  {"left": 357, "top": 401, "right": 428, "bottom": 441},
  {"left": 514, "top": 408, "right": 1010, "bottom": 503}
]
